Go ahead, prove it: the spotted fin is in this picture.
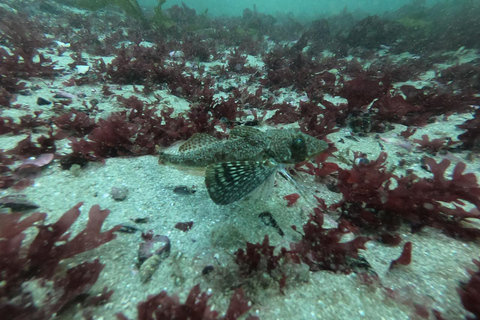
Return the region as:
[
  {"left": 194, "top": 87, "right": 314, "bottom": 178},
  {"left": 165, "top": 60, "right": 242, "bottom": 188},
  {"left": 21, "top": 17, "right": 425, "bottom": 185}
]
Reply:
[
  {"left": 205, "top": 159, "right": 279, "bottom": 205},
  {"left": 229, "top": 126, "right": 262, "bottom": 139},
  {"left": 178, "top": 133, "right": 219, "bottom": 153}
]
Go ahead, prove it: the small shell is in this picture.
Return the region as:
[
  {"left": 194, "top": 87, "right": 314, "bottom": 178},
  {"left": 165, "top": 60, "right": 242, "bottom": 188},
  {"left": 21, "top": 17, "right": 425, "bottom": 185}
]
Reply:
[
  {"left": 139, "top": 254, "right": 162, "bottom": 283},
  {"left": 138, "top": 234, "right": 170, "bottom": 265},
  {"left": 137, "top": 232, "right": 170, "bottom": 282},
  {"left": 22, "top": 153, "right": 54, "bottom": 167},
  {"left": 0, "top": 195, "right": 39, "bottom": 211}
]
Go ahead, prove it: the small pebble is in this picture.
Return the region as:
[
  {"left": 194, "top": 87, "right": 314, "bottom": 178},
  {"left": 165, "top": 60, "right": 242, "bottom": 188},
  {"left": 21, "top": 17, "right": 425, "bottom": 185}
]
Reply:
[
  {"left": 111, "top": 187, "right": 128, "bottom": 201},
  {"left": 202, "top": 265, "right": 214, "bottom": 275},
  {"left": 36, "top": 97, "right": 51, "bottom": 105},
  {"left": 70, "top": 164, "right": 82, "bottom": 177}
]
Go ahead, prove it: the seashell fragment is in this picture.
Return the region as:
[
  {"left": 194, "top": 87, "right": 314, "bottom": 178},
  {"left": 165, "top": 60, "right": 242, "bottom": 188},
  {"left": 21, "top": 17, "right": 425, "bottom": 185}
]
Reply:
[
  {"left": 139, "top": 254, "right": 162, "bottom": 283},
  {"left": 0, "top": 195, "right": 39, "bottom": 211},
  {"left": 138, "top": 232, "right": 170, "bottom": 283}
]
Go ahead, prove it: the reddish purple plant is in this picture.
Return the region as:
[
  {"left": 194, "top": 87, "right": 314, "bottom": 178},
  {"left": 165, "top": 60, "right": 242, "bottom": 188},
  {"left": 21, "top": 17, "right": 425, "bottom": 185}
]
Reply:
[
  {"left": 437, "top": 63, "right": 480, "bottom": 92},
  {"left": 366, "top": 85, "right": 478, "bottom": 129},
  {"left": 290, "top": 207, "right": 370, "bottom": 273},
  {"left": 295, "top": 143, "right": 339, "bottom": 178},
  {"left": 261, "top": 47, "right": 322, "bottom": 90},
  {"left": 66, "top": 96, "right": 213, "bottom": 162},
  {"left": 458, "top": 258, "right": 480, "bottom": 320},
  {"left": 371, "top": 93, "right": 426, "bottom": 126},
  {"left": 232, "top": 88, "right": 273, "bottom": 110},
  {"left": 339, "top": 74, "right": 390, "bottom": 111},
  {"left": 52, "top": 111, "right": 97, "bottom": 137},
  {"left": 0, "top": 10, "right": 56, "bottom": 108},
  {"left": 399, "top": 127, "right": 417, "bottom": 139},
  {"left": 0, "top": 202, "right": 120, "bottom": 319},
  {"left": 180, "top": 37, "right": 217, "bottom": 62},
  {"left": 0, "top": 116, "right": 21, "bottom": 135},
  {"left": 211, "top": 97, "right": 246, "bottom": 122},
  {"left": 0, "top": 9, "right": 54, "bottom": 69},
  {"left": 168, "top": 73, "right": 215, "bottom": 104},
  {"left": 18, "top": 111, "right": 48, "bottom": 130},
  {"left": 0, "top": 152, "right": 15, "bottom": 189},
  {"left": 457, "top": 109, "right": 480, "bottom": 150},
  {"left": 261, "top": 99, "right": 343, "bottom": 138},
  {"left": 299, "top": 101, "right": 342, "bottom": 139},
  {"left": 116, "top": 284, "right": 258, "bottom": 320},
  {"left": 235, "top": 235, "right": 291, "bottom": 276},
  {"left": 265, "top": 103, "right": 301, "bottom": 125},
  {"left": 389, "top": 242, "right": 413, "bottom": 270},
  {"left": 227, "top": 49, "right": 256, "bottom": 74},
  {"left": 105, "top": 45, "right": 169, "bottom": 85},
  {"left": 413, "top": 134, "right": 457, "bottom": 154},
  {"left": 334, "top": 152, "right": 480, "bottom": 239},
  {"left": 7, "top": 133, "right": 57, "bottom": 159},
  {"left": 174, "top": 221, "right": 194, "bottom": 232},
  {"left": 1, "top": 112, "right": 49, "bottom": 136},
  {"left": 283, "top": 193, "right": 300, "bottom": 207},
  {"left": 304, "top": 71, "right": 337, "bottom": 102}
]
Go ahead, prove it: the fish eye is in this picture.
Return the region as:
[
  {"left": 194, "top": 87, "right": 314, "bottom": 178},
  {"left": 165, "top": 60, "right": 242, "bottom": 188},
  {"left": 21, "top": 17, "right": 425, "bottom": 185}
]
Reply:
[{"left": 292, "top": 137, "right": 305, "bottom": 149}]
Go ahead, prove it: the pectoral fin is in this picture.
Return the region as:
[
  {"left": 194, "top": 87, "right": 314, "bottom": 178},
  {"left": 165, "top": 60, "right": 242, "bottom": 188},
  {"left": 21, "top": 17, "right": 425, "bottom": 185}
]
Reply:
[{"left": 205, "top": 159, "right": 278, "bottom": 205}]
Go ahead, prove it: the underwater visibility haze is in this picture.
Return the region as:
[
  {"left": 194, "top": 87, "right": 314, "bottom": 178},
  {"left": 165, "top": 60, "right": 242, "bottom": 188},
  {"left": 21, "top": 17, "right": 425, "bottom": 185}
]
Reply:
[{"left": 1, "top": 0, "right": 480, "bottom": 319}]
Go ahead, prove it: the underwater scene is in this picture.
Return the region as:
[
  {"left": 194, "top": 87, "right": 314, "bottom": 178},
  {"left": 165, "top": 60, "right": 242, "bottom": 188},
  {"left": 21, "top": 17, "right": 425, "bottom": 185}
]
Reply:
[{"left": 1, "top": 0, "right": 480, "bottom": 319}]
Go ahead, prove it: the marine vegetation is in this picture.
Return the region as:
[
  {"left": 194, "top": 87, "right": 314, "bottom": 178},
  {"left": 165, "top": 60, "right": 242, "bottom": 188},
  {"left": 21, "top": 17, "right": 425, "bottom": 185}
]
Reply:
[
  {"left": 0, "top": 203, "right": 120, "bottom": 319},
  {"left": 116, "top": 284, "right": 258, "bottom": 320},
  {"left": 308, "top": 152, "right": 480, "bottom": 239},
  {"left": 458, "top": 258, "right": 480, "bottom": 320}
]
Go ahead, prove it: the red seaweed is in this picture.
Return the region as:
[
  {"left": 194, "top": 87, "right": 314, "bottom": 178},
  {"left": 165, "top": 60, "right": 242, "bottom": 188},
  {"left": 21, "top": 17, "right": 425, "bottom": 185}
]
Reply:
[
  {"left": 283, "top": 193, "right": 300, "bottom": 207},
  {"left": 174, "top": 221, "right": 194, "bottom": 232},
  {"left": 413, "top": 135, "right": 457, "bottom": 154},
  {"left": 0, "top": 203, "right": 120, "bottom": 319},
  {"left": 290, "top": 207, "right": 370, "bottom": 273},
  {"left": 235, "top": 235, "right": 290, "bottom": 276},
  {"left": 333, "top": 153, "right": 480, "bottom": 239},
  {"left": 116, "top": 284, "right": 258, "bottom": 320},
  {"left": 389, "top": 242, "right": 413, "bottom": 270},
  {"left": 458, "top": 258, "right": 480, "bottom": 320},
  {"left": 457, "top": 109, "right": 480, "bottom": 151}
]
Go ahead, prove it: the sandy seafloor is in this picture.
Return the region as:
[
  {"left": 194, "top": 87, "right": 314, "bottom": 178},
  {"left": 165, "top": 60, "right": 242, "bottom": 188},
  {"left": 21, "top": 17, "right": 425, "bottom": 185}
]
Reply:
[{"left": 1, "top": 22, "right": 480, "bottom": 320}]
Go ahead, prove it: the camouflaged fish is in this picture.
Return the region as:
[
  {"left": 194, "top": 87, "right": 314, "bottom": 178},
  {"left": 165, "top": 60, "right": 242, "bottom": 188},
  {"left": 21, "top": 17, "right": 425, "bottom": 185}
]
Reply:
[{"left": 158, "top": 127, "right": 328, "bottom": 205}]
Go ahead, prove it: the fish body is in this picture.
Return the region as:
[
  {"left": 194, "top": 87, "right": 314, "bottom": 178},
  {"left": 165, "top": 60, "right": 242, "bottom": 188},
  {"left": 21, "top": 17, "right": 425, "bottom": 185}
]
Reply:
[{"left": 159, "top": 127, "right": 328, "bottom": 205}]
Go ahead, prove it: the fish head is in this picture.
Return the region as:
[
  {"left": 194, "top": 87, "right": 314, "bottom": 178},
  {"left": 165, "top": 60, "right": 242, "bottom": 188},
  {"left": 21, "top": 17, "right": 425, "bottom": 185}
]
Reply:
[{"left": 269, "top": 129, "right": 328, "bottom": 163}]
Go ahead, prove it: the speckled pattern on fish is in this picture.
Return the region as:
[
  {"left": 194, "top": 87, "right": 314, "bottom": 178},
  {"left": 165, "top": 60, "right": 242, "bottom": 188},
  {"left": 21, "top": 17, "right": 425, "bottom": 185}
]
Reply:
[{"left": 159, "top": 127, "right": 328, "bottom": 204}]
